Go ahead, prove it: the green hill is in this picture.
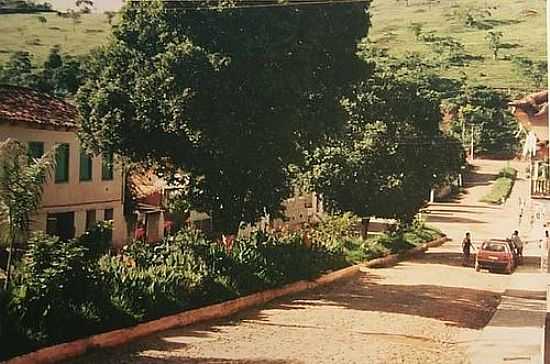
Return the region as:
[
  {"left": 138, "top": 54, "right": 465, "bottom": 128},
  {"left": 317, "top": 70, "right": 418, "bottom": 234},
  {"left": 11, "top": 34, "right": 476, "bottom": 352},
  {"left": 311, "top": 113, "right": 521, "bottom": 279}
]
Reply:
[
  {"left": 0, "top": 12, "right": 109, "bottom": 64},
  {"left": 0, "top": 0, "right": 546, "bottom": 91},
  {"left": 369, "top": 0, "right": 546, "bottom": 91}
]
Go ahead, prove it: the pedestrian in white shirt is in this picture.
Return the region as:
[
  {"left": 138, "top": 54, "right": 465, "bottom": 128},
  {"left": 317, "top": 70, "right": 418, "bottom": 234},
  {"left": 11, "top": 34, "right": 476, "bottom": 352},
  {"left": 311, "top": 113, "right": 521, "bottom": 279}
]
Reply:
[{"left": 542, "top": 230, "right": 550, "bottom": 272}]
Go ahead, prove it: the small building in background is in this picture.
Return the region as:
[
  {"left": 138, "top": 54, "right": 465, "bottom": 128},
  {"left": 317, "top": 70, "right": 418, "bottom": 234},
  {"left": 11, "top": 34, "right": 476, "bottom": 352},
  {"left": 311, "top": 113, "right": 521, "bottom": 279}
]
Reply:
[
  {"left": 0, "top": 85, "right": 127, "bottom": 248},
  {"left": 128, "top": 170, "right": 167, "bottom": 243},
  {"left": 269, "top": 192, "right": 324, "bottom": 232}
]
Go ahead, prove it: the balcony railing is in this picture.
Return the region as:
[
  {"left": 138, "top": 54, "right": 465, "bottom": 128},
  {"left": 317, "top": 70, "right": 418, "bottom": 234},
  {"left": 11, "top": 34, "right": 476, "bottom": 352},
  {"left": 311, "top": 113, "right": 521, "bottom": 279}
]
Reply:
[{"left": 531, "top": 178, "right": 550, "bottom": 199}]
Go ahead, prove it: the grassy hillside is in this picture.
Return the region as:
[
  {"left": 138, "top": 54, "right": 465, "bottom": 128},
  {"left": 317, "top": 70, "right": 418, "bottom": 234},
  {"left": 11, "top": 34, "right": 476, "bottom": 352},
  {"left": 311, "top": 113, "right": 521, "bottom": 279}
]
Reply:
[
  {"left": 0, "top": 12, "right": 110, "bottom": 64},
  {"left": 369, "top": 0, "right": 546, "bottom": 91},
  {"left": 0, "top": 0, "right": 546, "bottom": 92}
]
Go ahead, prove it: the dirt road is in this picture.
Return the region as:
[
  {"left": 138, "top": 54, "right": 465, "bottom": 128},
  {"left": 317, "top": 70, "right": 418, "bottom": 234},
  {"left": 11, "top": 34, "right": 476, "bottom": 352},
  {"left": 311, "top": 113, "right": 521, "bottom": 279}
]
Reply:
[{"left": 72, "top": 160, "right": 537, "bottom": 364}]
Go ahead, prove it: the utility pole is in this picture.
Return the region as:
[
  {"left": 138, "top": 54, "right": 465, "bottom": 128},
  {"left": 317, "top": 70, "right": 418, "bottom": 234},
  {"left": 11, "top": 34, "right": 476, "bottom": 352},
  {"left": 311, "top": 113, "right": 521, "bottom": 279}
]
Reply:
[{"left": 470, "top": 124, "right": 475, "bottom": 161}]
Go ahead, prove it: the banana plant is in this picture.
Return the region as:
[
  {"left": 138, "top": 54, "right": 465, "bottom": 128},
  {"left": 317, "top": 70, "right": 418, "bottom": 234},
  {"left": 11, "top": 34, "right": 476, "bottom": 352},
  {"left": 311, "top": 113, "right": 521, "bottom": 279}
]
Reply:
[{"left": 0, "top": 139, "right": 56, "bottom": 289}]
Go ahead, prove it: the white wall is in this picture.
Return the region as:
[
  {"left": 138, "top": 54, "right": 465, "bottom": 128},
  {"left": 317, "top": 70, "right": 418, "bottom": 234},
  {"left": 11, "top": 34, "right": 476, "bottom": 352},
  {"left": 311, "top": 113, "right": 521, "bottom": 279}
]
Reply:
[{"left": 0, "top": 123, "right": 127, "bottom": 247}]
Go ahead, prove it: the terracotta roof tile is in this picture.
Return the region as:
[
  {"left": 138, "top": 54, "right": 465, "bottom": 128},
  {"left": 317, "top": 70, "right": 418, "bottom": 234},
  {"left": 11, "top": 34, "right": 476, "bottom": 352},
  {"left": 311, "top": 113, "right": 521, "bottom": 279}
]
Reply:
[
  {"left": 0, "top": 85, "right": 78, "bottom": 129},
  {"left": 129, "top": 168, "right": 168, "bottom": 199},
  {"left": 510, "top": 90, "right": 548, "bottom": 116}
]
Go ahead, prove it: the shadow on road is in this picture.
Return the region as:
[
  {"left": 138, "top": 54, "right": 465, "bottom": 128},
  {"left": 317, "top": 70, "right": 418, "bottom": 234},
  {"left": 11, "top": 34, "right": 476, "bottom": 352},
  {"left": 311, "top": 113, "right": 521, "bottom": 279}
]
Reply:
[
  {"left": 271, "top": 273, "right": 499, "bottom": 331},
  {"left": 426, "top": 215, "right": 487, "bottom": 225},
  {"left": 429, "top": 204, "right": 498, "bottom": 210}
]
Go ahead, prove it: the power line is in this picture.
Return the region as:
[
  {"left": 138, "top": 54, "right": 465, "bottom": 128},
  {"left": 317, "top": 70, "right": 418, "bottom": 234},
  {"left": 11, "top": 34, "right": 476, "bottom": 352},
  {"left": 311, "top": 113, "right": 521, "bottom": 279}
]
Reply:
[{"left": 125, "top": 0, "right": 371, "bottom": 10}]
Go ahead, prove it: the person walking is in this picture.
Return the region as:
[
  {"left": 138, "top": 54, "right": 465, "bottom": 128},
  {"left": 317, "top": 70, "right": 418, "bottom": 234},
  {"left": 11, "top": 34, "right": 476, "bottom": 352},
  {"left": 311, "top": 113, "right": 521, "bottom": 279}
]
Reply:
[
  {"left": 511, "top": 230, "right": 524, "bottom": 265},
  {"left": 542, "top": 230, "right": 550, "bottom": 272},
  {"left": 462, "top": 232, "right": 473, "bottom": 266}
]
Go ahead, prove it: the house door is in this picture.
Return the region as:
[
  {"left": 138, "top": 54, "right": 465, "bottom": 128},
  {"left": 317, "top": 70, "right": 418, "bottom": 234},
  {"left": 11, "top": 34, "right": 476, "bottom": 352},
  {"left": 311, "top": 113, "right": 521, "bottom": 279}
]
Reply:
[
  {"left": 146, "top": 212, "right": 161, "bottom": 242},
  {"left": 46, "top": 212, "right": 75, "bottom": 241}
]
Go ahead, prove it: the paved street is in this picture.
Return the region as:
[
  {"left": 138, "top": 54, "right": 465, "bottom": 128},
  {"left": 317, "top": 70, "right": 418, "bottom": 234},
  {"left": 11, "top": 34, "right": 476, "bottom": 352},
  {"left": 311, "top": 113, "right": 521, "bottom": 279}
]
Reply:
[{"left": 71, "top": 159, "right": 548, "bottom": 364}]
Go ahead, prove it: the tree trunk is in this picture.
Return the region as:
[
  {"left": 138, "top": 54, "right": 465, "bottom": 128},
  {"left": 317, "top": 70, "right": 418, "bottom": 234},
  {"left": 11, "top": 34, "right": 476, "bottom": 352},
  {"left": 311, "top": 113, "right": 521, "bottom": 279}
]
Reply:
[
  {"left": 4, "top": 210, "right": 15, "bottom": 290},
  {"left": 360, "top": 217, "right": 370, "bottom": 240}
]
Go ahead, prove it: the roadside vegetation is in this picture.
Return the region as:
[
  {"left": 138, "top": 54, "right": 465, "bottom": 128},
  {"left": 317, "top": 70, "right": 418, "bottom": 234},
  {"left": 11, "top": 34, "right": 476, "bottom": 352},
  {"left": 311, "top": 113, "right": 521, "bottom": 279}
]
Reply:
[
  {"left": 480, "top": 167, "right": 518, "bottom": 204},
  {"left": 0, "top": 219, "right": 442, "bottom": 360}
]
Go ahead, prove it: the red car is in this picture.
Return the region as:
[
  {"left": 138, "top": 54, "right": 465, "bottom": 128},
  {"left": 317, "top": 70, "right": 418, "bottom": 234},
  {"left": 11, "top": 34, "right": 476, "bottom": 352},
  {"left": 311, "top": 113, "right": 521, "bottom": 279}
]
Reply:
[{"left": 475, "top": 240, "right": 515, "bottom": 274}]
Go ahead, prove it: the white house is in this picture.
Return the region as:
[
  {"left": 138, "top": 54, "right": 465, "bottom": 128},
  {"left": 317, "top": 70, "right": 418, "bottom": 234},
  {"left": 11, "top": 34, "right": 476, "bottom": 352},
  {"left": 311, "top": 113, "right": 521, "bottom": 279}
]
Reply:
[{"left": 0, "top": 85, "right": 127, "bottom": 248}]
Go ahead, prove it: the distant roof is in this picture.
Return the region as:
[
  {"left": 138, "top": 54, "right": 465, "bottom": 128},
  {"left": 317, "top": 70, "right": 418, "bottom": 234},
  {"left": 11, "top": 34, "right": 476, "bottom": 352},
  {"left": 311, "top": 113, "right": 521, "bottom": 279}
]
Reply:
[
  {"left": 0, "top": 85, "right": 78, "bottom": 129},
  {"left": 510, "top": 90, "right": 548, "bottom": 119},
  {"left": 129, "top": 168, "right": 168, "bottom": 199},
  {"left": 510, "top": 90, "right": 549, "bottom": 144}
]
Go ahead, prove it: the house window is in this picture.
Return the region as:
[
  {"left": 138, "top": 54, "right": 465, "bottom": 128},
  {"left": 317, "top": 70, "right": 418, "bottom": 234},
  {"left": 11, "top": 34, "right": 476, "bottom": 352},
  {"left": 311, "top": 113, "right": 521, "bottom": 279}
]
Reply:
[
  {"left": 101, "top": 152, "right": 114, "bottom": 180},
  {"left": 46, "top": 212, "right": 75, "bottom": 241},
  {"left": 55, "top": 143, "right": 70, "bottom": 183},
  {"left": 85, "top": 210, "right": 96, "bottom": 231},
  {"left": 104, "top": 208, "right": 114, "bottom": 221},
  {"left": 79, "top": 149, "right": 93, "bottom": 181},
  {"left": 28, "top": 142, "right": 44, "bottom": 160}
]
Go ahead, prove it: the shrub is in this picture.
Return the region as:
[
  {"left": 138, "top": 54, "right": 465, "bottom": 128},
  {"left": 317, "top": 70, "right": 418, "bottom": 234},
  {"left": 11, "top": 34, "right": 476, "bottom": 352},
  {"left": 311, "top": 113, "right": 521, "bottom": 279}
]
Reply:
[
  {"left": 360, "top": 223, "right": 442, "bottom": 261},
  {"left": 229, "top": 231, "right": 347, "bottom": 291},
  {"left": 310, "top": 213, "right": 361, "bottom": 250},
  {"left": 481, "top": 167, "right": 517, "bottom": 204},
  {"left": 101, "top": 232, "right": 213, "bottom": 321},
  {"left": 8, "top": 233, "right": 106, "bottom": 345},
  {"left": 77, "top": 221, "right": 113, "bottom": 259}
]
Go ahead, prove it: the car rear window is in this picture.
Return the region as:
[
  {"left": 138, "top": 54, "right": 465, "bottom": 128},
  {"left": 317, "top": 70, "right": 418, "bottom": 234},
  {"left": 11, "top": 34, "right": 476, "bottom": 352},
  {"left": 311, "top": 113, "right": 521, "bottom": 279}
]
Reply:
[{"left": 482, "top": 242, "right": 507, "bottom": 252}]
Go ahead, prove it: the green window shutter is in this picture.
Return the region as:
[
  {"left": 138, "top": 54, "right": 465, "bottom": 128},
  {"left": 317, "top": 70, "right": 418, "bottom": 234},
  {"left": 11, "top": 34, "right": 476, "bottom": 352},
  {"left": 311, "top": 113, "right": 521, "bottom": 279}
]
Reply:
[
  {"left": 28, "top": 142, "right": 44, "bottom": 160},
  {"left": 55, "top": 143, "right": 70, "bottom": 183},
  {"left": 79, "top": 149, "right": 93, "bottom": 181},
  {"left": 102, "top": 152, "right": 114, "bottom": 180}
]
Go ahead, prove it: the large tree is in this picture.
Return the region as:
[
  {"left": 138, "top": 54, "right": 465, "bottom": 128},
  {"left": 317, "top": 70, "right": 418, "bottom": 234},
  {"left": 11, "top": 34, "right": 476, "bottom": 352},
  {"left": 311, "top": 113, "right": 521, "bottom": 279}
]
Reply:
[
  {"left": 77, "top": 0, "right": 372, "bottom": 235},
  {"left": 303, "top": 65, "right": 464, "bottom": 232}
]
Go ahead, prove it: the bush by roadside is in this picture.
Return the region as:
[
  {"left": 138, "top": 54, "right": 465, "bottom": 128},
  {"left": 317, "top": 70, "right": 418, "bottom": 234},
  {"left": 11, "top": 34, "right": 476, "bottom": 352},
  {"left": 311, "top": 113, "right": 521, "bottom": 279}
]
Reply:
[
  {"left": 480, "top": 167, "right": 517, "bottom": 204},
  {"left": 350, "top": 223, "right": 443, "bottom": 262}
]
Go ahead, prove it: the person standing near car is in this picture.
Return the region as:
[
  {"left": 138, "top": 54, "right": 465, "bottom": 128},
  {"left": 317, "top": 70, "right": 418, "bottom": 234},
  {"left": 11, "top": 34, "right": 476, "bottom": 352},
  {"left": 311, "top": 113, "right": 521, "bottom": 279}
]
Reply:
[
  {"left": 511, "top": 230, "right": 524, "bottom": 265},
  {"left": 462, "top": 232, "right": 473, "bottom": 266}
]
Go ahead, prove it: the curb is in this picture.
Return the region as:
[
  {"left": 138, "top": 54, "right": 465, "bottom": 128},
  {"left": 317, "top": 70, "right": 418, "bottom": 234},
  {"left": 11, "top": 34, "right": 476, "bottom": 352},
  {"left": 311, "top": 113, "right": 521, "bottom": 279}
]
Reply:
[{"left": 5, "top": 235, "right": 448, "bottom": 364}]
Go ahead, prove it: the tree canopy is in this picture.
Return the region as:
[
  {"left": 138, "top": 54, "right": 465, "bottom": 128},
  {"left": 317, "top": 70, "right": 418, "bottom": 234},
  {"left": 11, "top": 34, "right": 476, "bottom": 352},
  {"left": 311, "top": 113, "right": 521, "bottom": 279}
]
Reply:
[
  {"left": 77, "top": 0, "right": 372, "bottom": 234},
  {"left": 0, "top": 47, "right": 83, "bottom": 98},
  {"left": 303, "top": 64, "right": 465, "bottom": 224}
]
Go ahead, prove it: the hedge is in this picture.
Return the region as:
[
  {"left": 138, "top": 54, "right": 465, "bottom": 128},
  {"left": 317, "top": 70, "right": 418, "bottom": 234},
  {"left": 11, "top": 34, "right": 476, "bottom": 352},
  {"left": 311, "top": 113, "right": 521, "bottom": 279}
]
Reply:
[{"left": 480, "top": 167, "right": 517, "bottom": 204}]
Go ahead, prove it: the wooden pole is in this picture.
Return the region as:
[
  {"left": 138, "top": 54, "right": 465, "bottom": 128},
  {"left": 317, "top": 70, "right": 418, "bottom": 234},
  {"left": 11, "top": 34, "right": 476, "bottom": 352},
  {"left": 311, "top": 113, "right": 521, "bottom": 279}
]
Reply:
[
  {"left": 470, "top": 124, "right": 475, "bottom": 161},
  {"left": 4, "top": 209, "right": 14, "bottom": 290}
]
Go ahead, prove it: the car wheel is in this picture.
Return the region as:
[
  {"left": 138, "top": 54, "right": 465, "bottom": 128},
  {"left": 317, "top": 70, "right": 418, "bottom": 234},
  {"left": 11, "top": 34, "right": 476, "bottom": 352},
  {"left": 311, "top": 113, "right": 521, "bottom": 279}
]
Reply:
[{"left": 475, "top": 261, "right": 480, "bottom": 272}]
